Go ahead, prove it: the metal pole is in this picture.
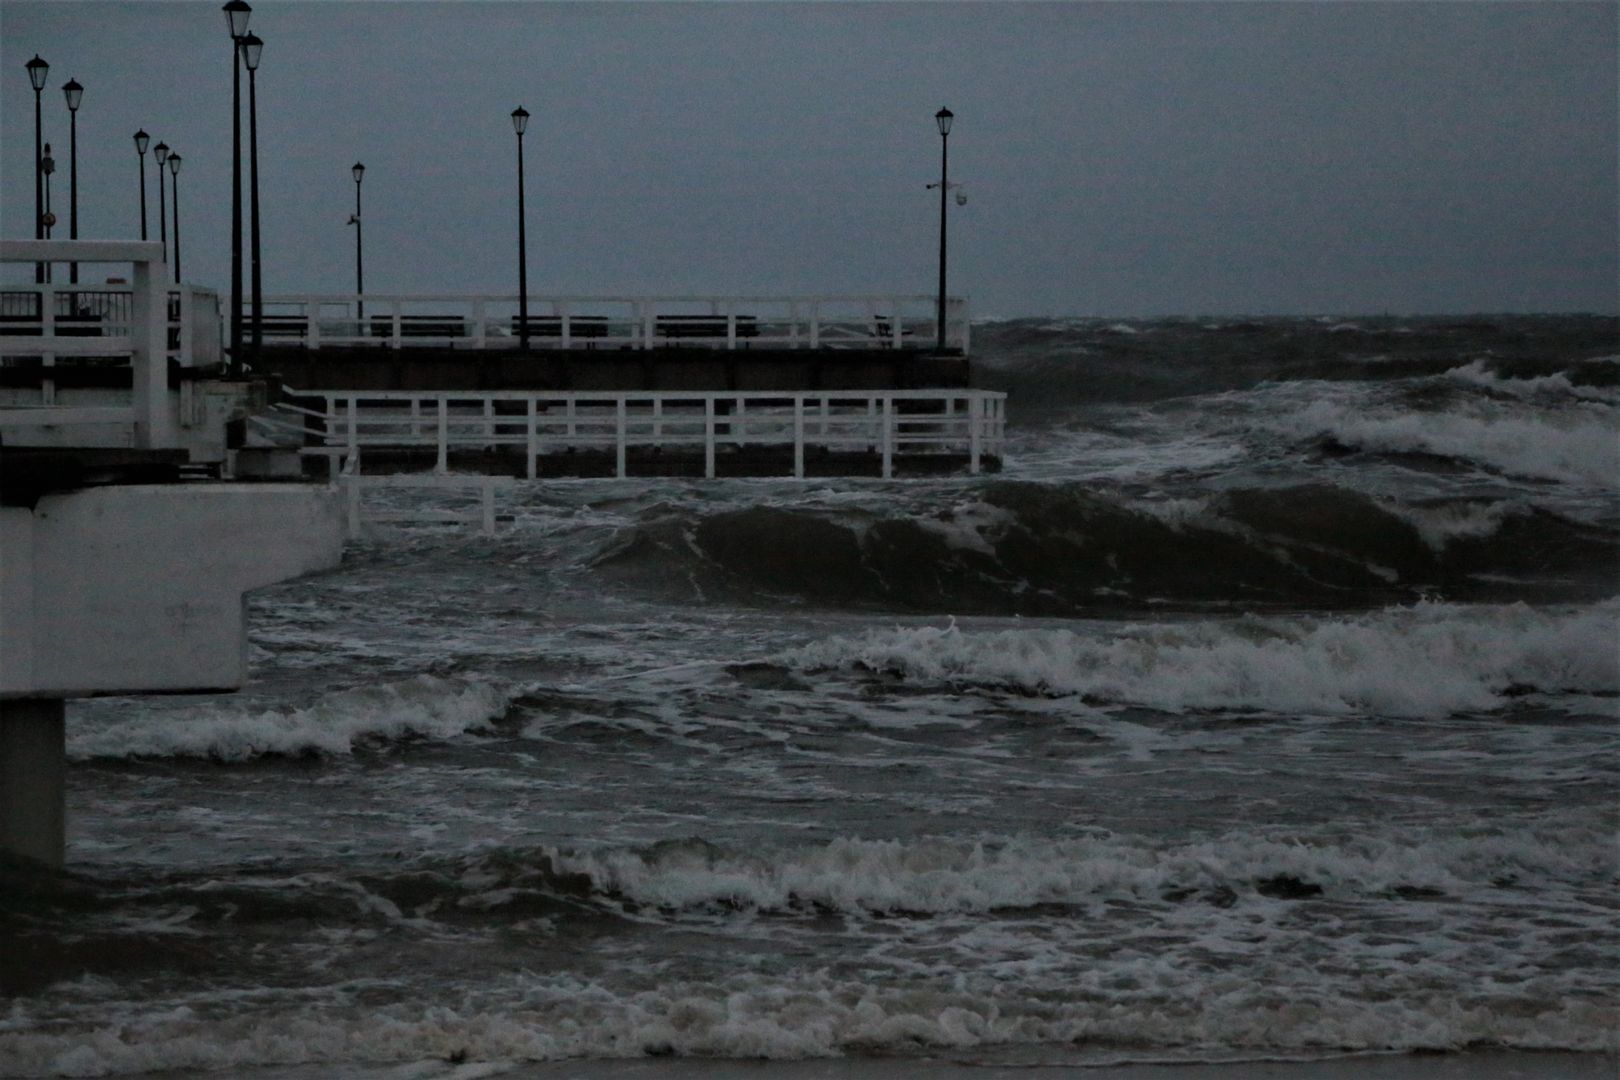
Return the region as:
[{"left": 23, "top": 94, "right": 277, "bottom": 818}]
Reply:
[
  {"left": 68, "top": 108, "right": 78, "bottom": 284},
  {"left": 157, "top": 158, "right": 168, "bottom": 261},
  {"left": 33, "top": 86, "right": 43, "bottom": 283},
  {"left": 172, "top": 169, "right": 181, "bottom": 283},
  {"left": 248, "top": 62, "right": 262, "bottom": 363},
  {"left": 355, "top": 175, "right": 364, "bottom": 321},
  {"left": 516, "top": 129, "right": 529, "bottom": 351},
  {"left": 937, "top": 129, "right": 948, "bottom": 353},
  {"left": 230, "top": 40, "right": 243, "bottom": 371},
  {"left": 138, "top": 146, "right": 148, "bottom": 241}
]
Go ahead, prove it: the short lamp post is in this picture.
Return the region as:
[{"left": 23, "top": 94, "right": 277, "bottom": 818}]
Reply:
[
  {"left": 168, "top": 152, "right": 183, "bottom": 284},
  {"left": 933, "top": 107, "right": 953, "bottom": 352},
  {"left": 154, "top": 142, "right": 170, "bottom": 267},
  {"left": 42, "top": 144, "right": 56, "bottom": 284},
  {"left": 350, "top": 162, "right": 364, "bottom": 321},
  {"left": 134, "top": 129, "right": 150, "bottom": 241},
  {"left": 512, "top": 106, "right": 530, "bottom": 351},
  {"left": 241, "top": 31, "right": 263, "bottom": 362},
  {"left": 26, "top": 54, "right": 48, "bottom": 283},
  {"left": 62, "top": 78, "right": 82, "bottom": 285}
]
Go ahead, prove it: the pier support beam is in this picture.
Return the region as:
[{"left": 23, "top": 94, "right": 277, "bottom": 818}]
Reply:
[{"left": 0, "top": 698, "right": 66, "bottom": 869}]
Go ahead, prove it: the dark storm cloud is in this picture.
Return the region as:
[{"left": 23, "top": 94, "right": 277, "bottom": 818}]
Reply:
[{"left": 3, "top": 1, "right": 1615, "bottom": 316}]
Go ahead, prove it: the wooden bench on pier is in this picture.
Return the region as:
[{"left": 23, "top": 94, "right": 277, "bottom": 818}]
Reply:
[{"left": 655, "top": 314, "right": 759, "bottom": 342}]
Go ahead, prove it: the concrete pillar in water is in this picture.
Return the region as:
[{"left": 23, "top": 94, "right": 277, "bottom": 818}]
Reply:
[{"left": 0, "top": 698, "right": 66, "bottom": 869}]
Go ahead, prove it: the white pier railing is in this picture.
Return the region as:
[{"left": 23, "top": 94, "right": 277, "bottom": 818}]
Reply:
[
  {"left": 262, "top": 388, "right": 1005, "bottom": 482},
  {"left": 255, "top": 294, "right": 970, "bottom": 353}
]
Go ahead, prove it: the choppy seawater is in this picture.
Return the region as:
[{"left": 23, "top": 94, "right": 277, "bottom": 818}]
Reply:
[{"left": 3, "top": 315, "right": 1618, "bottom": 1077}]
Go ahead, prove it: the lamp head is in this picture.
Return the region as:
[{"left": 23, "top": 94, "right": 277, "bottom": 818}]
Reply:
[
  {"left": 935, "top": 107, "right": 953, "bottom": 136},
  {"left": 240, "top": 32, "right": 263, "bottom": 70},
  {"left": 62, "top": 78, "right": 83, "bottom": 112},
  {"left": 223, "top": 0, "right": 252, "bottom": 39},
  {"left": 167, "top": 153, "right": 181, "bottom": 176},
  {"left": 154, "top": 141, "right": 169, "bottom": 164},
  {"left": 134, "top": 129, "right": 150, "bottom": 155},
  {"left": 511, "top": 106, "right": 530, "bottom": 135},
  {"left": 26, "top": 55, "right": 49, "bottom": 92},
  {"left": 42, "top": 144, "right": 55, "bottom": 175}
]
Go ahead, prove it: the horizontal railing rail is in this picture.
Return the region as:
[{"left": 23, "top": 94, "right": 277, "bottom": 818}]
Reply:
[
  {"left": 252, "top": 294, "right": 970, "bottom": 354},
  {"left": 267, "top": 387, "right": 1005, "bottom": 480}
]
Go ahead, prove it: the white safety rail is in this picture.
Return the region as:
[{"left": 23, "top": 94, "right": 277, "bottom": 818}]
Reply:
[
  {"left": 254, "top": 294, "right": 970, "bottom": 354},
  {"left": 259, "top": 388, "right": 1005, "bottom": 483}
]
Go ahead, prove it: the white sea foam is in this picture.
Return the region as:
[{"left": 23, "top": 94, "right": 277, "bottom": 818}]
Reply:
[
  {"left": 781, "top": 601, "right": 1620, "bottom": 718},
  {"left": 1445, "top": 359, "right": 1620, "bottom": 404},
  {"left": 1271, "top": 397, "right": 1620, "bottom": 489},
  {"left": 67, "top": 675, "right": 514, "bottom": 762}
]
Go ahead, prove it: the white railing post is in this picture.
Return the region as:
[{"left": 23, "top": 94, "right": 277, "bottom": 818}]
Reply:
[
  {"left": 346, "top": 398, "right": 359, "bottom": 461},
  {"left": 560, "top": 302, "right": 572, "bottom": 351},
  {"left": 704, "top": 397, "right": 716, "bottom": 478},
  {"left": 809, "top": 301, "right": 820, "bottom": 349},
  {"left": 615, "top": 397, "right": 627, "bottom": 478},
  {"left": 793, "top": 395, "right": 805, "bottom": 479},
  {"left": 436, "top": 398, "right": 448, "bottom": 474},
  {"left": 969, "top": 394, "right": 981, "bottom": 475},
  {"left": 130, "top": 255, "right": 177, "bottom": 448},
  {"left": 726, "top": 302, "right": 737, "bottom": 350},
  {"left": 527, "top": 398, "right": 538, "bottom": 479},
  {"left": 471, "top": 298, "right": 487, "bottom": 349},
  {"left": 306, "top": 298, "right": 321, "bottom": 349},
  {"left": 881, "top": 395, "right": 893, "bottom": 479}
]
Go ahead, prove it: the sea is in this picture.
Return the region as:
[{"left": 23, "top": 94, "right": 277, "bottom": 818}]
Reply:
[{"left": 3, "top": 314, "right": 1617, "bottom": 1078}]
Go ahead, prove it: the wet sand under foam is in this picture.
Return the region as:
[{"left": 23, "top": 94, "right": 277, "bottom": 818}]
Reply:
[{"left": 148, "top": 1051, "right": 1615, "bottom": 1079}]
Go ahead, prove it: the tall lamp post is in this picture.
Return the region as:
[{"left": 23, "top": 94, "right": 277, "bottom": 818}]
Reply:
[
  {"left": 512, "top": 106, "right": 529, "bottom": 350},
  {"left": 62, "top": 79, "right": 82, "bottom": 285},
  {"left": 241, "top": 31, "right": 263, "bottom": 363},
  {"left": 224, "top": 0, "right": 252, "bottom": 368},
  {"left": 26, "top": 54, "right": 49, "bottom": 283},
  {"left": 154, "top": 142, "right": 170, "bottom": 268},
  {"left": 933, "top": 107, "right": 953, "bottom": 353},
  {"left": 350, "top": 162, "right": 365, "bottom": 320},
  {"left": 168, "top": 153, "right": 183, "bottom": 284},
  {"left": 134, "top": 130, "right": 150, "bottom": 240}
]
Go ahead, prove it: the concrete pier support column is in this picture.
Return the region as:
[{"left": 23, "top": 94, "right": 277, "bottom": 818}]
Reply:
[{"left": 0, "top": 698, "right": 66, "bottom": 869}]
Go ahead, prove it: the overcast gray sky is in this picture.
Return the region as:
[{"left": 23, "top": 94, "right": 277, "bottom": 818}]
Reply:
[{"left": 3, "top": 1, "right": 1615, "bottom": 316}]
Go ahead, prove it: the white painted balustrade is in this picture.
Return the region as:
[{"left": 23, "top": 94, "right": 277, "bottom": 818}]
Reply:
[
  {"left": 255, "top": 294, "right": 971, "bottom": 353},
  {"left": 265, "top": 388, "right": 1006, "bottom": 481}
]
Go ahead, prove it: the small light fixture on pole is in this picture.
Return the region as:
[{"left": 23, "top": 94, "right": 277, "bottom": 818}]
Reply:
[
  {"left": 62, "top": 79, "right": 82, "bottom": 285},
  {"left": 134, "top": 129, "right": 150, "bottom": 241},
  {"left": 223, "top": 0, "right": 251, "bottom": 369},
  {"left": 26, "top": 54, "right": 49, "bottom": 283},
  {"left": 41, "top": 143, "right": 56, "bottom": 283},
  {"left": 350, "top": 162, "right": 365, "bottom": 321},
  {"left": 154, "top": 141, "right": 170, "bottom": 268},
  {"left": 241, "top": 31, "right": 263, "bottom": 363},
  {"left": 512, "top": 105, "right": 530, "bottom": 351},
  {"left": 933, "top": 107, "right": 953, "bottom": 353},
  {"left": 168, "top": 152, "right": 183, "bottom": 284}
]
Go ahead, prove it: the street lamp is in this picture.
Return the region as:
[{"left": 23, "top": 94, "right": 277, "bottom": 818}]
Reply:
[
  {"left": 241, "top": 31, "right": 263, "bottom": 362},
  {"left": 134, "top": 129, "right": 150, "bottom": 240},
  {"left": 26, "top": 54, "right": 48, "bottom": 283},
  {"left": 224, "top": 0, "right": 252, "bottom": 368},
  {"left": 62, "top": 78, "right": 82, "bottom": 285},
  {"left": 512, "top": 105, "right": 529, "bottom": 350},
  {"left": 933, "top": 107, "right": 953, "bottom": 352},
  {"left": 154, "top": 141, "right": 170, "bottom": 268},
  {"left": 350, "top": 162, "right": 365, "bottom": 321},
  {"left": 168, "top": 152, "right": 183, "bottom": 284}
]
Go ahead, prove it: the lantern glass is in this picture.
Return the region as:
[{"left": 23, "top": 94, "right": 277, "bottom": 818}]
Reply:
[
  {"left": 26, "top": 55, "right": 49, "bottom": 92},
  {"left": 935, "top": 108, "right": 953, "bottom": 136},
  {"left": 223, "top": 0, "right": 252, "bottom": 39},
  {"left": 168, "top": 153, "right": 182, "bottom": 176},
  {"left": 63, "top": 78, "right": 83, "bottom": 112},
  {"left": 511, "top": 106, "right": 530, "bottom": 135},
  {"left": 154, "top": 142, "right": 169, "bottom": 164},
  {"left": 353, "top": 162, "right": 366, "bottom": 184},
  {"left": 135, "top": 129, "right": 150, "bottom": 155},
  {"left": 240, "top": 32, "right": 263, "bottom": 70}
]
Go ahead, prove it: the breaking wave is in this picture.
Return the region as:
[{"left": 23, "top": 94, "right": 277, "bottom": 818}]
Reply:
[
  {"left": 66, "top": 675, "right": 515, "bottom": 762},
  {"left": 781, "top": 600, "right": 1620, "bottom": 718}
]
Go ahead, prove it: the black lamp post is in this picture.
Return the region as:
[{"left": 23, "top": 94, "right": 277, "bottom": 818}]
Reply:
[
  {"left": 134, "top": 129, "right": 150, "bottom": 241},
  {"left": 224, "top": 0, "right": 251, "bottom": 368},
  {"left": 42, "top": 143, "right": 55, "bottom": 283},
  {"left": 350, "top": 162, "right": 365, "bottom": 320},
  {"left": 168, "top": 152, "right": 183, "bottom": 283},
  {"left": 26, "top": 54, "right": 48, "bottom": 283},
  {"left": 62, "top": 79, "right": 83, "bottom": 285},
  {"left": 154, "top": 141, "right": 170, "bottom": 267},
  {"left": 512, "top": 106, "right": 530, "bottom": 350},
  {"left": 241, "top": 31, "right": 263, "bottom": 363},
  {"left": 934, "top": 107, "right": 953, "bottom": 353}
]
